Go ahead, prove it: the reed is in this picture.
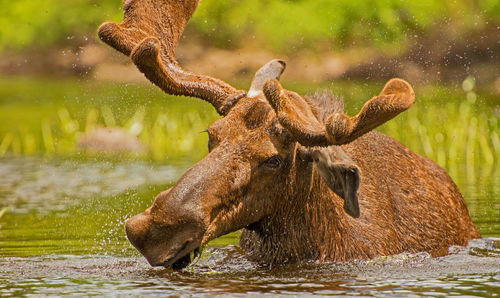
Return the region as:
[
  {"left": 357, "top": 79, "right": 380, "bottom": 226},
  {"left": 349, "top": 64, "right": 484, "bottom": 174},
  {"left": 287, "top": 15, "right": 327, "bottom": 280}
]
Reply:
[
  {"left": 0, "top": 207, "right": 9, "bottom": 229},
  {"left": 0, "top": 78, "right": 497, "bottom": 182},
  {"left": 379, "top": 77, "right": 498, "bottom": 182},
  {"left": 0, "top": 104, "right": 216, "bottom": 163},
  {"left": 0, "top": 207, "right": 9, "bottom": 219}
]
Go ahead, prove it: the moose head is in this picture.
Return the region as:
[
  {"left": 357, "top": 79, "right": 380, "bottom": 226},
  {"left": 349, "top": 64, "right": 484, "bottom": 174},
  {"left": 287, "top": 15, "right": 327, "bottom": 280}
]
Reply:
[{"left": 99, "top": 0, "right": 416, "bottom": 269}]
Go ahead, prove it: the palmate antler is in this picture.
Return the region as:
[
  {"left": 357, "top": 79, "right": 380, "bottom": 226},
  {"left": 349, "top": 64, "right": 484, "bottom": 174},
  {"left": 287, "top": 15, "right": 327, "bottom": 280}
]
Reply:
[
  {"left": 98, "top": 0, "right": 246, "bottom": 115},
  {"left": 263, "top": 78, "right": 415, "bottom": 147}
]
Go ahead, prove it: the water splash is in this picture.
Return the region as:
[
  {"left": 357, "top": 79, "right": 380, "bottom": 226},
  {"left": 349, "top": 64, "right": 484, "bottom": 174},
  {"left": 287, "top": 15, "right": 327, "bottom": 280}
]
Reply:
[{"left": 0, "top": 240, "right": 499, "bottom": 296}]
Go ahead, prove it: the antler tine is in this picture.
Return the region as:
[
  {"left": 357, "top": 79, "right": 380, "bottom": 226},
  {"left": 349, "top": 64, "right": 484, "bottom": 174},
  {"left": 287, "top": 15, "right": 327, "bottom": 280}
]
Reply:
[
  {"left": 263, "top": 79, "right": 330, "bottom": 147},
  {"left": 263, "top": 78, "right": 415, "bottom": 147},
  {"left": 325, "top": 79, "right": 415, "bottom": 145},
  {"left": 98, "top": 0, "right": 246, "bottom": 116}
]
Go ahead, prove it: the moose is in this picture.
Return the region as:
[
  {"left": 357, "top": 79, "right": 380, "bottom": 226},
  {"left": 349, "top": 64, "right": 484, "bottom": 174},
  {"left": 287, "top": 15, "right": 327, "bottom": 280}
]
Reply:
[{"left": 98, "top": 0, "right": 480, "bottom": 269}]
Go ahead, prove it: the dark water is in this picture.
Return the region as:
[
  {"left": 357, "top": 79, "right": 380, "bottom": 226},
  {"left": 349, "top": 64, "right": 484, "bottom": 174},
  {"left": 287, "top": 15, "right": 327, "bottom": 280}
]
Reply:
[
  {"left": 1, "top": 243, "right": 500, "bottom": 297},
  {"left": 0, "top": 157, "right": 499, "bottom": 296}
]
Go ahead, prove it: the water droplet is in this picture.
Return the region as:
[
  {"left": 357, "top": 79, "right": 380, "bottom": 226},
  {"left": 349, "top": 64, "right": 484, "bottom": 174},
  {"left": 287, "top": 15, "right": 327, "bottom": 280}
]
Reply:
[{"left": 462, "top": 76, "right": 475, "bottom": 92}]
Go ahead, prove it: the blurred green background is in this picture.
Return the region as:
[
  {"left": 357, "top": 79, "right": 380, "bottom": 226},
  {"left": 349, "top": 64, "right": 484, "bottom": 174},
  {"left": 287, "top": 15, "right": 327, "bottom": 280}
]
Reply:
[
  {"left": 1, "top": 0, "right": 499, "bottom": 52},
  {"left": 0, "top": 0, "right": 498, "bottom": 162}
]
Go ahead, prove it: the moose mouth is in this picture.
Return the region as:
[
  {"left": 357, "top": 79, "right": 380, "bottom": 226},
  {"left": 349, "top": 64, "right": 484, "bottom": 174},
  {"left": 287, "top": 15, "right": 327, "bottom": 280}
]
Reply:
[{"left": 159, "top": 242, "right": 200, "bottom": 270}]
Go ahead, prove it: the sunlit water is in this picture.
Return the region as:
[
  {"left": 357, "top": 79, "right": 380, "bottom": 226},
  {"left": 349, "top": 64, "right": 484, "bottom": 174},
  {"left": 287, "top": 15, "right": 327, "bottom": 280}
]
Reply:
[
  {"left": 0, "top": 157, "right": 186, "bottom": 214},
  {"left": 0, "top": 157, "right": 499, "bottom": 296},
  {"left": 1, "top": 242, "right": 500, "bottom": 296}
]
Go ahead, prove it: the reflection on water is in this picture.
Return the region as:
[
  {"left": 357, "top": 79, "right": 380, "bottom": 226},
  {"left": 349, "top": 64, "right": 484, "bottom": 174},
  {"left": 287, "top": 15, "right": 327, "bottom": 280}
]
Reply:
[
  {"left": 459, "top": 171, "right": 500, "bottom": 237},
  {"left": 0, "top": 157, "right": 185, "bottom": 214},
  {"left": 0, "top": 157, "right": 499, "bottom": 296},
  {"left": 0, "top": 157, "right": 189, "bottom": 257},
  {"left": 1, "top": 242, "right": 499, "bottom": 296}
]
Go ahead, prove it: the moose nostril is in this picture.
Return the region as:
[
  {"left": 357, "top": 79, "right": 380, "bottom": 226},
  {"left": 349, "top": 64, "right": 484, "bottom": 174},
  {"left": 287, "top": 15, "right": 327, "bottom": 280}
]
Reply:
[{"left": 125, "top": 213, "right": 151, "bottom": 248}]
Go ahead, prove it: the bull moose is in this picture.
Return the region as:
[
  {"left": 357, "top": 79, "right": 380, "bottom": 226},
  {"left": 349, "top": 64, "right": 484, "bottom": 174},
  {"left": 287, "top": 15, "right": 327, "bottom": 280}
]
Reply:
[{"left": 98, "top": 0, "right": 480, "bottom": 269}]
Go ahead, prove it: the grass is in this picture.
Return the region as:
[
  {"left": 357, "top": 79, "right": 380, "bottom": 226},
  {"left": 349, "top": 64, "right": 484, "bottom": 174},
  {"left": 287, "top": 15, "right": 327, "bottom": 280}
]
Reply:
[
  {"left": 0, "top": 207, "right": 9, "bottom": 219},
  {"left": 0, "top": 207, "right": 9, "bottom": 229},
  {"left": 0, "top": 105, "right": 217, "bottom": 163},
  {"left": 0, "top": 76, "right": 498, "bottom": 175},
  {"left": 0, "top": 76, "right": 221, "bottom": 164},
  {"left": 379, "top": 77, "right": 499, "bottom": 182}
]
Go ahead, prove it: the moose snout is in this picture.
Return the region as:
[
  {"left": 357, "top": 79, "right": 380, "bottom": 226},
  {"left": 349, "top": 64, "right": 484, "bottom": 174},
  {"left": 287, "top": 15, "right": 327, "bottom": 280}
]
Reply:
[{"left": 125, "top": 208, "right": 152, "bottom": 252}]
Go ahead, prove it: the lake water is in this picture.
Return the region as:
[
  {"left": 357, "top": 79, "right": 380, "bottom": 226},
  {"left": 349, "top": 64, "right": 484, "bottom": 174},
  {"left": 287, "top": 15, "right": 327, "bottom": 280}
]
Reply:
[{"left": 0, "top": 156, "right": 499, "bottom": 296}]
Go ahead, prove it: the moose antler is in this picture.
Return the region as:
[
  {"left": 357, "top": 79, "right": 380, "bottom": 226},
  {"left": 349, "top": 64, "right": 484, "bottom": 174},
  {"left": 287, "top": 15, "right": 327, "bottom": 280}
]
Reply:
[
  {"left": 263, "top": 78, "right": 415, "bottom": 147},
  {"left": 98, "top": 0, "right": 246, "bottom": 115}
]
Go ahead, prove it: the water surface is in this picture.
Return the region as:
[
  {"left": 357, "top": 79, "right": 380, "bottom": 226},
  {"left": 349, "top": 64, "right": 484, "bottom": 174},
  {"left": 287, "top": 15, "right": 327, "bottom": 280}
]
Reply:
[
  {"left": 1, "top": 243, "right": 499, "bottom": 296},
  {"left": 0, "top": 157, "right": 498, "bottom": 296}
]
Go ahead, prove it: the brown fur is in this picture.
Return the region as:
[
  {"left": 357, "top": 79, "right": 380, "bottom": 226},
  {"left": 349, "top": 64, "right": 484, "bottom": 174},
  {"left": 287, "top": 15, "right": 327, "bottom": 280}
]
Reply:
[
  {"left": 241, "top": 115, "right": 480, "bottom": 264},
  {"left": 123, "top": 94, "right": 479, "bottom": 267},
  {"left": 100, "top": 0, "right": 480, "bottom": 268},
  {"left": 239, "top": 93, "right": 479, "bottom": 265}
]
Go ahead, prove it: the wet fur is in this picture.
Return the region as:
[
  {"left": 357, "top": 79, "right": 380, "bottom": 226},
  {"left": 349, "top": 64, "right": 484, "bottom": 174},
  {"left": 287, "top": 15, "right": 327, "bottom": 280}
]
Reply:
[
  {"left": 240, "top": 93, "right": 480, "bottom": 265},
  {"left": 305, "top": 91, "right": 344, "bottom": 124},
  {"left": 102, "top": 0, "right": 480, "bottom": 268}
]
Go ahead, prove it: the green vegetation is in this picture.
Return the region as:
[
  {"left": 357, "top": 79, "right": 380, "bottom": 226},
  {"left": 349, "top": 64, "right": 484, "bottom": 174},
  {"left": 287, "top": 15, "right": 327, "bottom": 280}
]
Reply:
[
  {"left": 0, "top": 0, "right": 122, "bottom": 52},
  {"left": 0, "top": 207, "right": 8, "bottom": 219},
  {"left": 0, "top": 104, "right": 217, "bottom": 163},
  {"left": 380, "top": 76, "right": 499, "bottom": 182},
  {"left": 0, "top": 207, "right": 9, "bottom": 230},
  {"left": 0, "top": 76, "right": 498, "bottom": 177},
  {"left": 193, "top": 0, "right": 500, "bottom": 52},
  {"left": 0, "top": 76, "right": 220, "bottom": 163},
  {"left": 1, "top": 0, "right": 499, "bottom": 52}
]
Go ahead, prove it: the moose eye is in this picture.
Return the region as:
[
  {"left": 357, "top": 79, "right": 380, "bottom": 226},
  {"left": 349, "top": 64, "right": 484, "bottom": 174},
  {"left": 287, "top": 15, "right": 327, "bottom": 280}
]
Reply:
[{"left": 262, "top": 155, "right": 283, "bottom": 169}]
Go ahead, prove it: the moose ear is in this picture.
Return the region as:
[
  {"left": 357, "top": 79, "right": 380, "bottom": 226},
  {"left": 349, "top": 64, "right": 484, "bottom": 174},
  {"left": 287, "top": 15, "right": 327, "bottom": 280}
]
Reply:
[
  {"left": 248, "top": 60, "right": 287, "bottom": 98},
  {"left": 312, "top": 147, "right": 361, "bottom": 218}
]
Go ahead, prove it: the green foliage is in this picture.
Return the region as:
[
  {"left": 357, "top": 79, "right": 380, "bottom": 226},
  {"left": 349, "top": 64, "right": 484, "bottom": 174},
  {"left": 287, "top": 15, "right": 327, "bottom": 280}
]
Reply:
[
  {"left": 0, "top": 104, "right": 217, "bottom": 163},
  {"left": 0, "top": 76, "right": 498, "bottom": 180},
  {"left": 0, "top": 0, "right": 499, "bottom": 53},
  {"left": 0, "top": 207, "right": 9, "bottom": 219},
  {"left": 0, "top": 207, "right": 9, "bottom": 229},
  {"left": 0, "top": 76, "right": 219, "bottom": 163},
  {"left": 0, "top": 0, "right": 121, "bottom": 51},
  {"left": 380, "top": 81, "right": 499, "bottom": 183},
  {"left": 190, "top": 0, "right": 498, "bottom": 52}
]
